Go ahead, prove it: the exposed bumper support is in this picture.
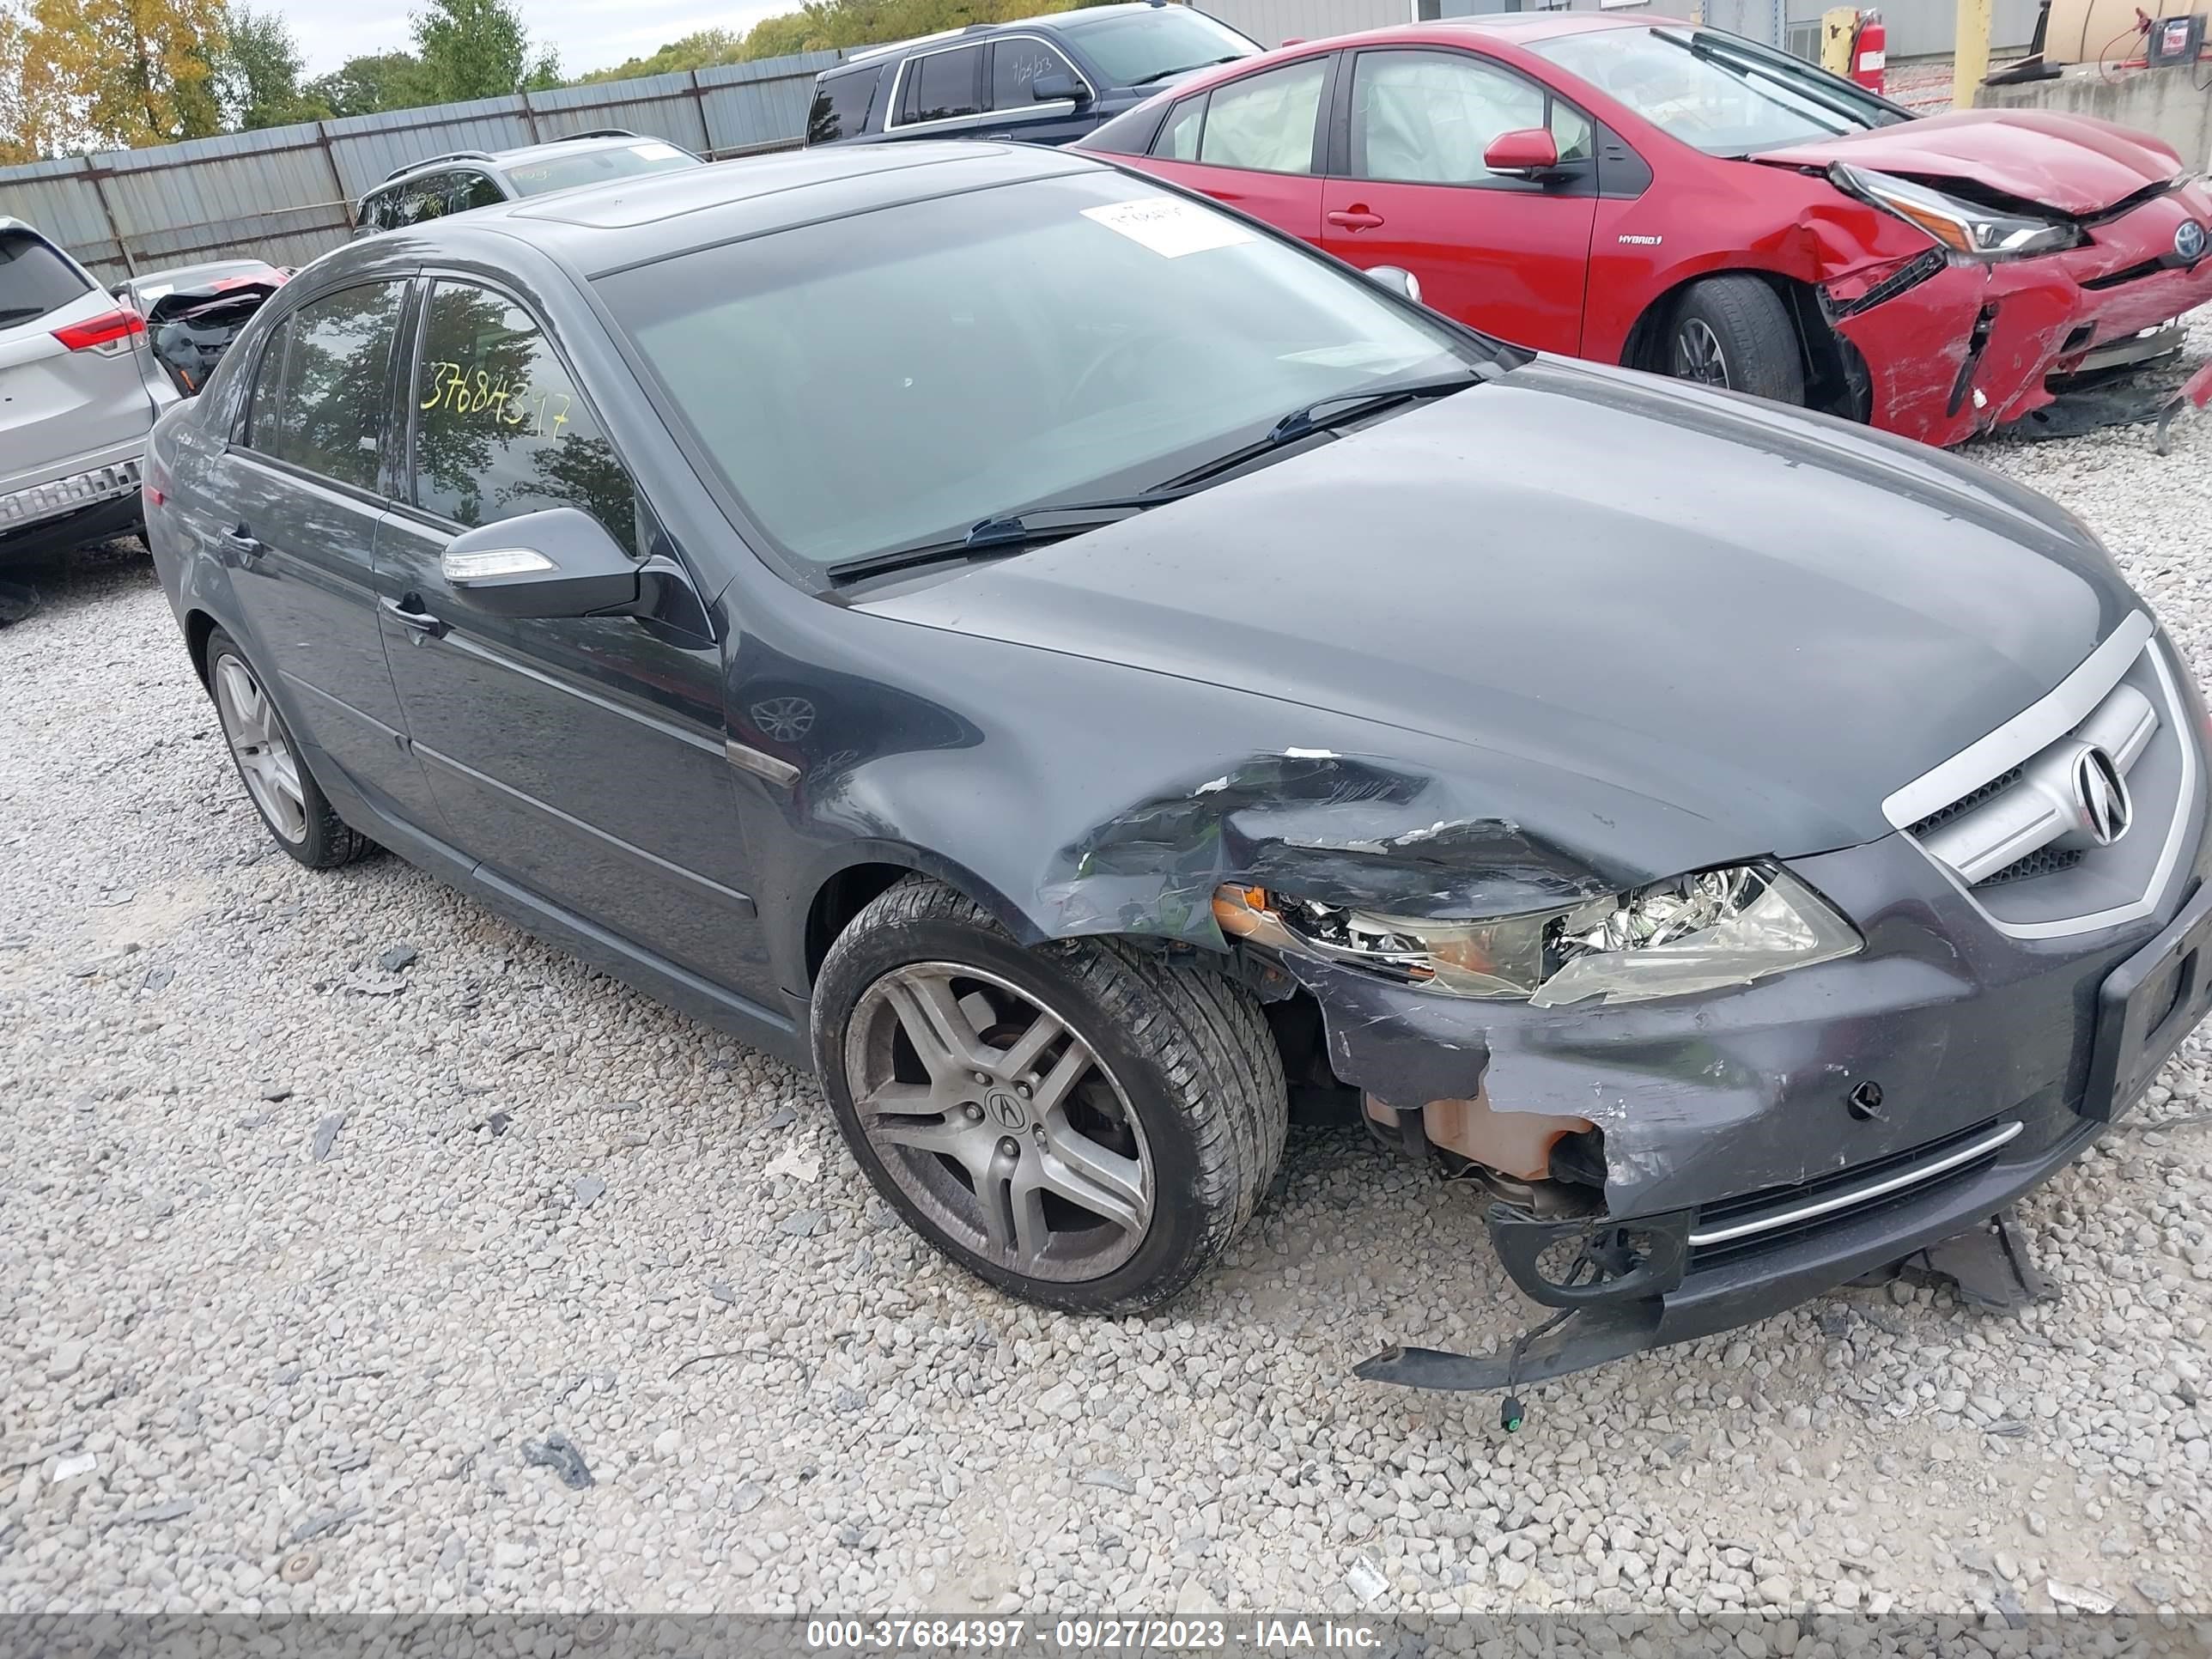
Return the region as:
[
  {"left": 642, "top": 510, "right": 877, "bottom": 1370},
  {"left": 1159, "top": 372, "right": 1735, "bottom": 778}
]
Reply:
[{"left": 1355, "top": 1107, "right": 2103, "bottom": 1392}]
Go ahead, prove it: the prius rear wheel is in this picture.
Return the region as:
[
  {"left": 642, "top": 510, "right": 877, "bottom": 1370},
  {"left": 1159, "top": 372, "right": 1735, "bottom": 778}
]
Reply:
[
  {"left": 812, "top": 877, "right": 1288, "bottom": 1315},
  {"left": 205, "top": 629, "right": 373, "bottom": 870},
  {"left": 1668, "top": 275, "right": 1805, "bottom": 405}
]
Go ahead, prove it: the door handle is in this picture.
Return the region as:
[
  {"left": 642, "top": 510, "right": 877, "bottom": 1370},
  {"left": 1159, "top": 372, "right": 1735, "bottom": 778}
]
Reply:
[
  {"left": 381, "top": 594, "right": 447, "bottom": 641},
  {"left": 984, "top": 131, "right": 1013, "bottom": 140},
  {"left": 223, "top": 526, "right": 264, "bottom": 560},
  {"left": 1326, "top": 209, "right": 1385, "bottom": 232}
]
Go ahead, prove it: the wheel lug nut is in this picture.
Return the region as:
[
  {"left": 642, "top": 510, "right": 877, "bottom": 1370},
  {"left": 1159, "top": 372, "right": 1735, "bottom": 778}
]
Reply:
[
  {"left": 973, "top": 1072, "right": 991, "bottom": 1085},
  {"left": 964, "top": 1103, "right": 985, "bottom": 1122},
  {"left": 999, "top": 1137, "right": 1021, "bottom": 1159},
  {"left": 1015, "top": 1083, "right": 1030, "bottom": 1099}
]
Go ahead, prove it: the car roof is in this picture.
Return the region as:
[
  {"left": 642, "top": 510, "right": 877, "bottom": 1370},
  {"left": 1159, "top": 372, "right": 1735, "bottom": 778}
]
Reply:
[
  {"left": 346, "top": 141, "right": 1102, "bottom": 279},
  {"left": 127, "top": 258, "right": 276, "bottom": 289}
]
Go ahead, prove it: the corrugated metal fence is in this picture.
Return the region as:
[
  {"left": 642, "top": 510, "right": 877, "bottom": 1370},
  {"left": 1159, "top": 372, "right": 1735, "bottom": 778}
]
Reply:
[{"left": 0, "top": 49, "right": 842, "bottom": 280}]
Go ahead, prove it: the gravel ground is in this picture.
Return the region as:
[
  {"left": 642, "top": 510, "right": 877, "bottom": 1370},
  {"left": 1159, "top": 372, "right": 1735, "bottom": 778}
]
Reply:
[{"left": 4, "top": 342, "right": 2212, "bottom": 1625}]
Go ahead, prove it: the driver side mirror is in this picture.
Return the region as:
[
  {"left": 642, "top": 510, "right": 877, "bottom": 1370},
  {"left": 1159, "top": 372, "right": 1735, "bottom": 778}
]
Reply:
[
  {"left": 1032, "top": 70, "right": 1088, "bottom": 102},
  {"left": 440, "top": 507, "right": 639, "bottom": 619},
  {"left": 1483, "top": 126, "right": 1562, "bottom": 179}
]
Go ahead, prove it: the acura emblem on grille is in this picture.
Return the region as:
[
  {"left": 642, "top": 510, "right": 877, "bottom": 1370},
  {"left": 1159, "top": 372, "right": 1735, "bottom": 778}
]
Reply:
[
  {"left": 2178, "top": 221, "right": 2207, "bottom": 261},
  {"left": 2072, "top": 744, "right": 2132, "bottom": 845}
]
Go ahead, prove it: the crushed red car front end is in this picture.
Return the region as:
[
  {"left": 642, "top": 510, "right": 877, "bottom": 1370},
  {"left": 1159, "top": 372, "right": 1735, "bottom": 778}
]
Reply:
[{"left": 1807, "top": 172, "right": 2212, "bottom": 447}]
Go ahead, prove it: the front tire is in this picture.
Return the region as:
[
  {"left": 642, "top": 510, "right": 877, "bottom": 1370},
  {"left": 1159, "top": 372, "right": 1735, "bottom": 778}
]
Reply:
[
  {"left": 205, "top": 628, "right": 374, "bottom": 869},
  {"left": 811, "top": 878, "right": 1288, "bottom": 1315},
  {"left": 1668, "top": 275, "right": 1806, "bottom": 404}
]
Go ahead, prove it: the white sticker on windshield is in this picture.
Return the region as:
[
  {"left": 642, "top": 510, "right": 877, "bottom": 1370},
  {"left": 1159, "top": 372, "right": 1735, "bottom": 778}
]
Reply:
[
  {"left": 630, "top": 142, "right": 680, "bottom": 161},
  {"left": 1081, "top": 198, "right": 1254, "bottom": 258}
]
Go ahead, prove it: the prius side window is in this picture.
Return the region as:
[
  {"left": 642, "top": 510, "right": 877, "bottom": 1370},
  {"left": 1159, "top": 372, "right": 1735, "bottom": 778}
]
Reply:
[{"left": 407, "top": 282, "right": 639, "bottom": 556}]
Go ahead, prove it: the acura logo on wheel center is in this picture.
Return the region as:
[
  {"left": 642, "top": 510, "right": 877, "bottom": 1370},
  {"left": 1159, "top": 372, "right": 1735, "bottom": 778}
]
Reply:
[
  {"left": 985, "top": 1089, "right": 1029, "bottom": 1130},
  {"left": 2073, "top": 745, "right": 2132, "bottom": 846},
  {"left": 2177, "top": 220, "right": 2206, "bottom": 261}
]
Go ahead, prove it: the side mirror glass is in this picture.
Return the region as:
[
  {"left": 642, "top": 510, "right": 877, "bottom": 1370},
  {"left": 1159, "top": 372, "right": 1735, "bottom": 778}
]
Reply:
[
  {"left": 439, "top": 507, "right": 639, "bottom": 619},
  {"left": 1032, "top": 70, "right": 1086, "bottom": 102},
  {"left": 1363, "top": 264, "right": 1422, "bottom": 305},
  {"left": 1483, "top": 126, "right": 1562, "bottom": 179}
]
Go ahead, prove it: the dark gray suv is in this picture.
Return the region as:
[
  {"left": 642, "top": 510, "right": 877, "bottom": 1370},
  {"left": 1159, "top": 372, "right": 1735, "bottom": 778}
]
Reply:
[{"left": 143, "top": 141, "right": 2212, "bottom": 1391}]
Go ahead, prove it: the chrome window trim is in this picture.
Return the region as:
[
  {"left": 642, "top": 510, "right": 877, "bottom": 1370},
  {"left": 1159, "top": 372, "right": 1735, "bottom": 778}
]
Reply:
[
  {"left": 1687, "top": 1119, "right": 2025, "bottom": 1248},
  {"left": 1881, "top": 611, "right": 2154, "bottom": 830},
  {"left": 884, "top": 33, "right": 1094, "bottom": 132}
]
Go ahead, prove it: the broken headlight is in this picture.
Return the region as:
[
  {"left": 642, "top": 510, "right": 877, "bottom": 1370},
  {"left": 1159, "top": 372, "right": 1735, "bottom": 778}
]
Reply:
[
  {"left": 1213, "top": 865, "right": 1859, "bottom": 1010},
  {"left": 1831, "top": 163, "right": 2081, "bottom": 259}
]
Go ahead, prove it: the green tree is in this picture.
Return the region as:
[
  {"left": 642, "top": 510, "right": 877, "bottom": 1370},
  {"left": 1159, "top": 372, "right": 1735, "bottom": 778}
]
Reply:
[
  {"left": 578, "top": 26, "right": 740, "bottom": 82},
  {"left": 410, "top": 0, "right": 552, "bottom": 101},
  {"left": 213, "top": 3, "right": 325, "bottom": 127},
  {"left": 301, "top": 49, "right": 434, "bottom": 116},
  {"left": 11, "top": 0, "right": 224, "bottom": 149}
]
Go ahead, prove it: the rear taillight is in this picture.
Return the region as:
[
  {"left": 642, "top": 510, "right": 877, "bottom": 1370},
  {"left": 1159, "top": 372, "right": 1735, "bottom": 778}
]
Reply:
[{"left": 52, "top": 307, "right": 146, "bottom": 357}]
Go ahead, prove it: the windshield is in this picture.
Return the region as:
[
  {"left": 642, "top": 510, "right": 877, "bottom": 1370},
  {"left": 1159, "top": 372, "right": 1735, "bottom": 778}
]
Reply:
[
  {"left": 599, "top": 173, "right": 1483, "bottom": 571},
  {"left": 1058, "top": 7, "right": 1259, "bottom": 86},
  {"left": 1531, "top": 27, "right": 1886, "bottom": 154},
  {"left": 503, "top": 141, "right": 699, "bottom": 197}
]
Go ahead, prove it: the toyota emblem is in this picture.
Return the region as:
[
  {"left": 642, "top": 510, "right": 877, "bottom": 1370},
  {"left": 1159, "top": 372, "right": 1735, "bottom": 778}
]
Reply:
[
  {"left": 2177, "top": 220, "right": 2206, "bottom": 262},
  {"left": 2072, "top": 745, "right": 2132, "bottom": 846}
]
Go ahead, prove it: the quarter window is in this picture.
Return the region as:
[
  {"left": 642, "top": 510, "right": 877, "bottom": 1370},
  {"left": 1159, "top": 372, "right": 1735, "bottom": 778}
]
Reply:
[
  {"left": 410, "top": 282, "right": 638, "bottom": 555},
  {"left": 990, "top": 39, "right": 1079, "bottom": 109},
  {"left": 249, "top": 283, "right": 405, "bottom": 489},
  {"left": 1152, "top": 95, "right": 1206, "bottom": 160},
  {"left": 1191, "top": 57, "right": 1327, "bottom": 174},
  {"left": 900, "top": 45, "right": 985, "bottom": 124}
]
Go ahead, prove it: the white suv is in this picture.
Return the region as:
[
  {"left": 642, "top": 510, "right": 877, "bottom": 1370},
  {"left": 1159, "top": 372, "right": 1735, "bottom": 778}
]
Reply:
[{"left": 0, "top": 217, "right": 179, "bottom": 568}]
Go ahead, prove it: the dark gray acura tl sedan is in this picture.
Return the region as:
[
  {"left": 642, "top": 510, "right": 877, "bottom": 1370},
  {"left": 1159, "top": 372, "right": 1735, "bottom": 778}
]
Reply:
[{"left": 144, "top": 140, "right": 2212, "bottom": 1390}]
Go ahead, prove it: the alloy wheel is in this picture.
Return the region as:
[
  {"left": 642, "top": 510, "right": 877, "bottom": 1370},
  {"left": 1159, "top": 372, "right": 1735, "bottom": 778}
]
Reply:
[
  {"left": 1673, "top": 318, "right": 1730, "bottom": 387},
  {"left": 843, "top": 962, "right": 1154, "bottom": 1281},
  {"left": 214, "top": 655, "right": 307, "bottom": 843}
]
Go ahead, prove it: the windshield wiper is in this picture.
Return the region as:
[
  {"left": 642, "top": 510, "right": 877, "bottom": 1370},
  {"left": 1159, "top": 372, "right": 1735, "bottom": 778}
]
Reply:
[
  {"left": 1653, "top": 28, "right": 1868, "bottom": 133},
  {"left": 1163, "top": 368, "right": 1490, "bottom": 492},
  {"left": 1130, "top": 53, "right": 1245, "bottom": 85},
  {"left": 824, "top": 489, "right": 1191, "bottom": 585}
]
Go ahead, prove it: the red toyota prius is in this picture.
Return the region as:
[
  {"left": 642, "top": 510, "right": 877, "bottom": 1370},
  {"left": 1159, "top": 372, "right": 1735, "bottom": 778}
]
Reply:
[{"left": 1078, "top": 13, "right": 2212, "bottom": 447}]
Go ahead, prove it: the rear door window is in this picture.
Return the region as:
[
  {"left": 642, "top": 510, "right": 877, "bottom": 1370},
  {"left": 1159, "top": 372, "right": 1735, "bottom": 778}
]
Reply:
[
  {"left": 453, "top": 170, "right": 507, "bottom": 211},
  {"left": 1193, "top": 57, "right": 1328, "bottom": 173},
  {"left": 990, "top": 39, "right": 1081, "bottom": 109},
  {"left": 0, "top": 227, "right": 93, "bottom": 327},
  {"left": 408, "top": 281, "right": 640, "bottom": 554},
  {"left": 809, "top": 68, "right": 881, "bottom": 142},
  {"left": 249, "top": 283, "right": 407, "bottom": 490},
  {"left": 899, "top": 45, "right": 985, "bottom": 125}
]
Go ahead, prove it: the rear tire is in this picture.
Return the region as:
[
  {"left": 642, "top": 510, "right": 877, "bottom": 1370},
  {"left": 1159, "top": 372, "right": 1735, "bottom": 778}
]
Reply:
[
  {"left": 1668, "top": 275, "right": 1806, "bottom": 405},
  {"left": 205, "top": 628, "right": 374, "bottom": 870},
  {"left": 811, "top": 877, "right": 1288, "bottom": 1315}
]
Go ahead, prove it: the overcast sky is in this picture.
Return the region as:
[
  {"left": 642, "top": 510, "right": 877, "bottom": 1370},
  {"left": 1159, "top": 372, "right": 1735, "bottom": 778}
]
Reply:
[{"left": 285, "top": 0, "right": 793, "bottom": 80}]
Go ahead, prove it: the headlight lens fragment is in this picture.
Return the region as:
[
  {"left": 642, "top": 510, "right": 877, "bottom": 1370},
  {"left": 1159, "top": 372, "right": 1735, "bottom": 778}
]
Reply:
[{"left": 1214, "top": 864, "right": 1860, "bottom": 1009}]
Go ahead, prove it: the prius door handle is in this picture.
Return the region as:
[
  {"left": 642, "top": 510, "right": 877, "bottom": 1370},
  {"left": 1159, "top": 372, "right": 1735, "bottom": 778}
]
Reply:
[
  {"left": 381, "top": 594, "right": 447, "bottom": 641},
  {"left": 223, "top": 526, "right": 264, "bottom": 560},
  {"left": 1327, "top": 209, "right": 1385, "bottom": 231}
]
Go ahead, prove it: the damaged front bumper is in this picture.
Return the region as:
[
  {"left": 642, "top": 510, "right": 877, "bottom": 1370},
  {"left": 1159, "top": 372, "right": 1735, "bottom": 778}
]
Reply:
[
  {"left": 1828, "top": 179, "right": 2212, "bottom": 447},
  {"left": 1312, "top": 805, "right": 2212, "bottom": 1389}
]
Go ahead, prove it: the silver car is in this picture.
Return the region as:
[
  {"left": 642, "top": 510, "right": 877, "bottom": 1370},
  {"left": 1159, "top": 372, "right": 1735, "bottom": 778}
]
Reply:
[{"left": 1, "top": 216, "right": 179, "bottom": 567}]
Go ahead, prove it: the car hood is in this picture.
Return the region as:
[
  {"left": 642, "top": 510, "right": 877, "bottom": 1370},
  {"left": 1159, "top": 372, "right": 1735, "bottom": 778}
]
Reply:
[
  {"left": 860, "top": 357, "right": 2135, "bottom": 863},
  {"left": 1753, "top": 109, "right": 2185, "bottom": 216}
]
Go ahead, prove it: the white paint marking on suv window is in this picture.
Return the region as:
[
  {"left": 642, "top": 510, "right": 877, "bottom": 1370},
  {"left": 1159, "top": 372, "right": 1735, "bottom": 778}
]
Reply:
[
  {"left": 630, "top": 143, "right": 680, "bottom": 161},
  {"left": 1079, "top": 198, "right": 1254, "bottom": 258}
]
